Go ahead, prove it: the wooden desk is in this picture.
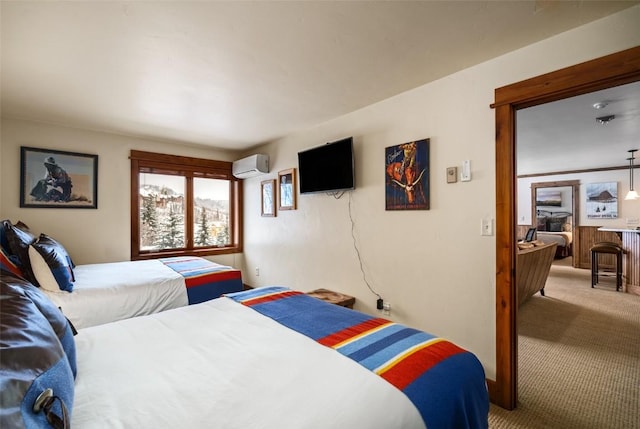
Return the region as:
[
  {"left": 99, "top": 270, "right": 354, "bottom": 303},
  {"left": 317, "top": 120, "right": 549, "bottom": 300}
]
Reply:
[{"left": 306, "top": 289, "right": 355, "bottom": 309}]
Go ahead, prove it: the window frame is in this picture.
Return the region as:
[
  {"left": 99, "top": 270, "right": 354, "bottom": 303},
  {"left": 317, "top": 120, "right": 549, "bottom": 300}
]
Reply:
[{"left": 130, "top": 150, "right": 243, "bottom": 260}]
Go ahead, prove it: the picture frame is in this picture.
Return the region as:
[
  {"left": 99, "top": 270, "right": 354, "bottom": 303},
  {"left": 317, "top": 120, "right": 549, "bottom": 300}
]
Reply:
[
  {"left": 536, "top": 189, "right": 562, "bottom": 207},
  {"left": 385, "top": 139, "right": 430, "bottom": 210},
  {"left": 586, "top": 182, "right": 618, "bottom": 219},
  {"left": 278, "top": 168, "right": 297, "bottom": 210},
  {"left": 261, "top": 179, "right": 276, "bottom": 217},
  {"left": 20, "top": 146, "right": 98, "bottom": 209}
]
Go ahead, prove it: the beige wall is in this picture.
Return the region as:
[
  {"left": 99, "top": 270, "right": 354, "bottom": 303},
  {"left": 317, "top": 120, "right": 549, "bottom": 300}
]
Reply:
[
  {"left": 1, "top": 6, "right": 638, "bottom": 381},
  {"left": 240, "top": 7, "right": 640, "bottom": 380},
  {"left": 0, "top": 118, "right": 242, "bottom": 267}
]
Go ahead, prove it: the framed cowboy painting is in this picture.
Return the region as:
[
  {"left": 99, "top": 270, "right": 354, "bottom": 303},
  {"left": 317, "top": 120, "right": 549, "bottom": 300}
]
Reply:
[{"left": 20, "top": 146, "right": 98, "bottom": 209}]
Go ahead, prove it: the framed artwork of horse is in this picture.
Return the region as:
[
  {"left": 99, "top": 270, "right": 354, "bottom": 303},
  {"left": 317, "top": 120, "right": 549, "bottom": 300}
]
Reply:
[
  {"left": 20, "top": 146, "right": 98, "bottom": 209},
  {"left": 385, "top": 139, "right": 429, "bottom": 210}
]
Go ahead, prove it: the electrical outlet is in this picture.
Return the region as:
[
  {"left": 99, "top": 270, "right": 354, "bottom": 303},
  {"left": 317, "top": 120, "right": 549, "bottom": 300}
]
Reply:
[
  {"left": 383, "top": 302, "right": 391, "bottom": 316},
  {"left": 255, "top": 267, "right": 260, "bottom": 277}
]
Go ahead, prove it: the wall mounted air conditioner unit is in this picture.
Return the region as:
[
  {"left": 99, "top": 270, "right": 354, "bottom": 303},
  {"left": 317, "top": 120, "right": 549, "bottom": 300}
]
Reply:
[{"left": 232, "top": 154, "right": 269, "bottom": 179}]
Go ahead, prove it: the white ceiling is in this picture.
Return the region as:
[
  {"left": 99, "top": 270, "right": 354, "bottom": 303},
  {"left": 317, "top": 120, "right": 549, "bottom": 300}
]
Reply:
[
  {"left": 1, "top": 1, "right": 638, "bottom": 151},
  {"left": 517, "top": 81, "right": 640, "bottom": 175}
]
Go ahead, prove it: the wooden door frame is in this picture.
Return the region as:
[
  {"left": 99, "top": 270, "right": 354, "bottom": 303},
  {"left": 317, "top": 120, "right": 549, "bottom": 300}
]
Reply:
[{"left": 491, "top": 46, "right": 640, "bottom": 410}]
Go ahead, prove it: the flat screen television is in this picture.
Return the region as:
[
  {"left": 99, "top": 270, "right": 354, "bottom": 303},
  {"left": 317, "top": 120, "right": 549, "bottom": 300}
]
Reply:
[{"left": 298, "top": 137, "right": 355, "bottom": 194}]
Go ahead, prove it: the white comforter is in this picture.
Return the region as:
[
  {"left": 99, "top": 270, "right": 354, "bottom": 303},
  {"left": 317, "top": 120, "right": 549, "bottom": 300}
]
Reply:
[
  {"left": 537, "top": 231, "right": 572, "bottom": 246},
  {"left": 72, "top": 297, "right": 426, "bottom": 429},
  {"left": 43, "top": 259, "right": 188, "bottom": 330}
]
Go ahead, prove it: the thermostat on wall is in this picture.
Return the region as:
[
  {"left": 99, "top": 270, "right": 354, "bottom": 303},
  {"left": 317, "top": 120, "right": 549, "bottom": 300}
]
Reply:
[{"left": 461, "top": 160, "right": 471, "bottom": 182}]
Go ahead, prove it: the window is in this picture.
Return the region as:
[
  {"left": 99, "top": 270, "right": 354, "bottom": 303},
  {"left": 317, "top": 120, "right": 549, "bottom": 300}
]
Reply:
[{"left": 130, "top": 150, "right": 242, "bottom": 260}]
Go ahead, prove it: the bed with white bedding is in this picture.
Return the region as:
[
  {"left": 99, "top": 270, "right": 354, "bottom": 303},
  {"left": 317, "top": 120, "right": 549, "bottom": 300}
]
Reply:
[
  {"left": 72, "top": 287, "right": 489, "bottom": 428},
  {"left": 537, "top": 231, "right": 573, "bottom": 258},
  {"left": 42, "top": 256, "right": 243, "bottom": 330},
  {"left": 1, "top": 219, "right": 243, "bottom": 330},
  {"left": 1, "top": 277, "right": 490, "bottom": 429}
]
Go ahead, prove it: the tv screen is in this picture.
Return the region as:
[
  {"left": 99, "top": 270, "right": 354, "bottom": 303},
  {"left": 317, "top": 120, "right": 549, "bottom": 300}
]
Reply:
[{"left": 298, "top": 137, "right": 355, "bottom": 194}]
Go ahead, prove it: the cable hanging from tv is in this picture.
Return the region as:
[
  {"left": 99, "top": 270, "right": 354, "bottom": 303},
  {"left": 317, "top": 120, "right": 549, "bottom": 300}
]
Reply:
[{"left": 348, "top": 192, "right": 382, "bottom": 301}]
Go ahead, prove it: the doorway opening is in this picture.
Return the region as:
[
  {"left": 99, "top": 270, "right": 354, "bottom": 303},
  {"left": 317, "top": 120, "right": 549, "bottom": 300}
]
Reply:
[{"left": 491, "top": 46, "right": 640, "bottom": 410}]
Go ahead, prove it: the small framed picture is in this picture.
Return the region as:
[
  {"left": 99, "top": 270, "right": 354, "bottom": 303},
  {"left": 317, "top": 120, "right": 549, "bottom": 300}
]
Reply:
[
  {"left": 278, "top": 168, "right": 297, "bottom": 210},
  {"left": 446, "top": 166, "right": 458, "bottom": 184},
  {"left": 261, "top": 180, "right": 276, "bottom": 217},
  {"left": 20, "top": 146, "right": 98, "bottom": 208}
]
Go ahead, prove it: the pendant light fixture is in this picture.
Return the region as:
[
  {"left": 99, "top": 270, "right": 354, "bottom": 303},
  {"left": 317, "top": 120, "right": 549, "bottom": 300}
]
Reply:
[{"left": 625, "top": 149, "right": 638, "bottom": 200}]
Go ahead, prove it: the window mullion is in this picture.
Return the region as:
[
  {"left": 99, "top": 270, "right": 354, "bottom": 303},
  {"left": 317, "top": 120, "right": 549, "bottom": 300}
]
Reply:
[{"left": 186, "top": 175, "right": 194, "bottom": 250}]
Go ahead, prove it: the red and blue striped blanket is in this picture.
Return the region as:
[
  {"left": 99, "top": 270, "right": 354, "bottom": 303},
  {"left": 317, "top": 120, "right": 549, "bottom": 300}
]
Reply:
[
  {"left": 227, "top": 286, "right": 489, "bottom": 429},
  {"left": 160, "top": 256, "right": 243, "bottom": 304}
]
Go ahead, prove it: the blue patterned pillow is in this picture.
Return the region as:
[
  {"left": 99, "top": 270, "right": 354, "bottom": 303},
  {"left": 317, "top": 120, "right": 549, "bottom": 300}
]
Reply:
[
  {"left": 0, "top": 247, "right": 24, "bottom": 279},
  {"left": 0, "top": 219, "right": 12, "bottom": 254},
  {"left": 4, "top": 221, "right": 39, "bottom": 286},
  {"left": 29, "top": 234, "right": 75, "bottom": 293},
  {"left": 0, "top": 277, "right": 75, "bottom": 428}
]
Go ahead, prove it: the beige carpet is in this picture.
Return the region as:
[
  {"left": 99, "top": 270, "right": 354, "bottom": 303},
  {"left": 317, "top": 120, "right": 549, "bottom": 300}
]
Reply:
[{"left": 488, "top": 258, "right": 640, "bottom": 428}]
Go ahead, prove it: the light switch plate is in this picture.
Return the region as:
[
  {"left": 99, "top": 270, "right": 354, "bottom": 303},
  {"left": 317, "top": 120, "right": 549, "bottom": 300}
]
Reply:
[{"left": 481, "top": 218, "right": 493, "bottom": 236}]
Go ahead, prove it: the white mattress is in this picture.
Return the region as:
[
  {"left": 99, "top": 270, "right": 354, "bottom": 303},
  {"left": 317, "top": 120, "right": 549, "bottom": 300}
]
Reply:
[
  {"left": 43, "top": 259, "right": 188, "bottom": 330},
  {"left": 72, "top": 297, "right": 426, "bottom": 429}
]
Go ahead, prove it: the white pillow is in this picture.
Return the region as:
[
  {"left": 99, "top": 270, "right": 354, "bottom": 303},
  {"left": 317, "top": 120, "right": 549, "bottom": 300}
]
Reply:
[{"left": 28, "top": 245, "right": 65, "bottom": 293}]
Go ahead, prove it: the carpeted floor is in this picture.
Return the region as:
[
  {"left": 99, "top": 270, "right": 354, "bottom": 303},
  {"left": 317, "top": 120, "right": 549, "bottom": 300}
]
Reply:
[{"left": 488, "top": 258, "right": 640, "bottom": 428}]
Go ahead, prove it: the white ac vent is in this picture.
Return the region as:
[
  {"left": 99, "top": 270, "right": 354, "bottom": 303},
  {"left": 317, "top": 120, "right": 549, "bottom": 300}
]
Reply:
[{"left": 232, "top": 154, "right": 269, "bottom": 179}]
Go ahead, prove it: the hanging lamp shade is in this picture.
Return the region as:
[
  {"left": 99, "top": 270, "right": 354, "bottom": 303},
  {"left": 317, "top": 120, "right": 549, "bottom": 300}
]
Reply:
[{"left": 625, "top": 149, "right": 638, "bottom": 200}]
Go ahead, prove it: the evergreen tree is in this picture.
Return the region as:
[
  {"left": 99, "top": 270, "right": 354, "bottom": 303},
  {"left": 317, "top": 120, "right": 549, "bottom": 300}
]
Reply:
[
  {"left": 195, "top": 207, "right": 211, "bottom": 246},
  {"left": 216, "top": 224, "right": 229, "bottom": 246},
  {"left": 140, "top": 193, "right": 158, "bottom": 248},
  {"left": 158, "top": 202, "right": 184, "bottom": 249}
]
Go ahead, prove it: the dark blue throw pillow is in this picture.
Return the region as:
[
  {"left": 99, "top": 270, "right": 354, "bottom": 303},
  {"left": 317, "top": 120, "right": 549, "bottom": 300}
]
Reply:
[
  {"left": 0, "top": 278, "right": 74, "bottom": 428},
  {"left": 4, "top": 221, "right": 39, "bottom": 286},
  {"left": 29, "top": 234, "right": 76, "bottom": 293},
  {"left": 0, "top": 219, "right": 13, "bottom": 254},
  {"left": 0, "top": 246, "right": 24, "bottom": 279},
  {"left": 1, "top": 271, "right": 77, "bottom": 377}
]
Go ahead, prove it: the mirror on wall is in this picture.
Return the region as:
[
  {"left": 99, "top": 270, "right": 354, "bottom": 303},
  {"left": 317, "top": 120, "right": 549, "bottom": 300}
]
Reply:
[{"left": 530, "top": 180, "right": 579, "bottom": 263}]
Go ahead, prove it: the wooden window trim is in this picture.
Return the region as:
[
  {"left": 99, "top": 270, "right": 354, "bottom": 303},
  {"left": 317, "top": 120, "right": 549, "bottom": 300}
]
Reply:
[{"left": 130, "top": 150, "right": 243, "bottom": 260}]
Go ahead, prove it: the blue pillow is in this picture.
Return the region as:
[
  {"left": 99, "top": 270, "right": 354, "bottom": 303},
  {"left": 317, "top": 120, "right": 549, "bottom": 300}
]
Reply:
[
  {"left": 0, "top": 278, "right": 74, "bottom": 428},
  {"left": 0, "top": 219, "right": 12, "bottom": 254},
  {"left": 0, "top": 247, "right": 24, "bottom": 279},
  {"left": 4, "top": 221, "right": 39, "bottom": 286},
  {"left": 29, "top": 234, "right": 76, "bottom": 293},
  {"left": 1, "top": 271, "right": 77, "bottom": 377}
]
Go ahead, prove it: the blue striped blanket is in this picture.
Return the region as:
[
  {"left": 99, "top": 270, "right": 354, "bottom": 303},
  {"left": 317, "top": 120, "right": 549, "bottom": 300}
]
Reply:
[
  {"left": 226, "top": 286, "right": 489, "bottom": 429},
  {"left": 160, "top": 257, "right": 243, "bottom": 304}
]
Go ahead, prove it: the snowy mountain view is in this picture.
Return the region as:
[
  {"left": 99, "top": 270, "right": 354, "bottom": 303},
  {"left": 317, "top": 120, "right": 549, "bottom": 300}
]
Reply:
[{"left": 139, "top": 181, "right": 230, "bottom": 250}]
